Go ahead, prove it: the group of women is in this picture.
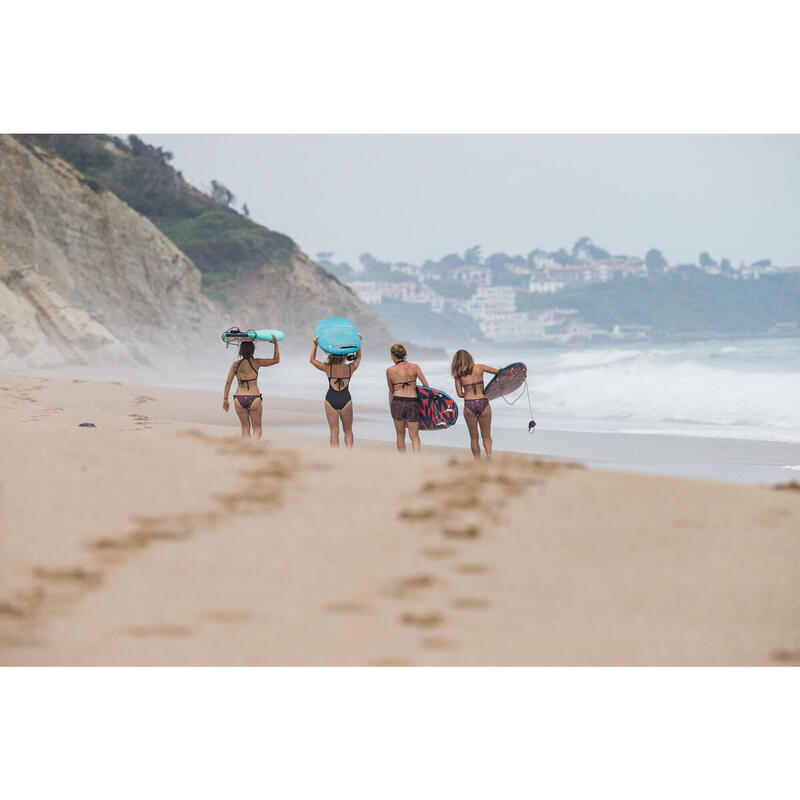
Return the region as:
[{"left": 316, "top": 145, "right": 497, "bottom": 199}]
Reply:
[{"left": 222, "top": 334, "right": 498, "bottom": 458}]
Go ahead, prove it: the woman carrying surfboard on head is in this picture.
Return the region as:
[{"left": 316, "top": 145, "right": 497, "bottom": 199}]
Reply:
[
  {"left": 222, "top": 336, "right": 280, "bottom": 440},
  {"left": 451, "top": 350, "right": 499, "bottom": 459},
  {"left": 386, "top": 343, "right": 429, "bottom": 454},
  {"left": 309, "top": 335, "right": 362, "bottom": 448}
]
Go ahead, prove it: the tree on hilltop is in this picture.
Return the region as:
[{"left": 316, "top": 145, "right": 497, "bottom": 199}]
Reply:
[
  {"left": 464, "top": 245, "right": 483, "bottom": 264},
  {"left": 210, "top": 180, "right": 235, "bottom": 208},
  {"left": 572, "top": 236, "right": 610, "bottom": 262},
  {"left": 485, "top": 252, "right": 511, "bottom": 270},
  {"left": 552, "top": 248, "right": 572, "bottom": 265},
  {"left": 699, "top": 252, "right": 717, "bottom": 269},
  {"left": 645, "top": 248, "right": 667, "bottom": 270},
  {"left": 127, "top": 134, "right": 173, "bottom": 165}
]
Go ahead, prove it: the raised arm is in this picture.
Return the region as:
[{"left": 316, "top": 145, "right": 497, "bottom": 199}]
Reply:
[
  {"left": 479, "top": 363, "right": 499, "bottom": 375},
  {"left": 415, "top": 363, "right": 429, "bottom": 387},
  {"left": 309, "top": 337, "right": 327, "bottom": 371},
  {"left": 350, "top": 339, "right": 363, "bottom": 372},
  {"left": 256, "top": 335, "right": 280, "bottom": 367},
  {"left": 223, "top": 362, "right": 237, "bottom": 412}
]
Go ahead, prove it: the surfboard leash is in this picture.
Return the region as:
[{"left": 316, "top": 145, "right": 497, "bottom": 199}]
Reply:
[{"left": 500, "top": 380, "right": 536, "bottom": 433}]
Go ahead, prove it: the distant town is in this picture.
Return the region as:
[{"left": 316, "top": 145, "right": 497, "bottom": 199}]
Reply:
[{"left": 317, "top": 238, "right": 800, "bottom": 346}]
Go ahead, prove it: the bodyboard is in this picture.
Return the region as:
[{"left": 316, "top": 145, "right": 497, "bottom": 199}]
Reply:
[
  {"left": 484, "top": 362, "right": 527, "bottom": 401},
  {"left": 315, "top": 317, "right": 361, "bottom": 355},
  {"left": 418, "top": 386, "right": 459, "bottom": 431}
]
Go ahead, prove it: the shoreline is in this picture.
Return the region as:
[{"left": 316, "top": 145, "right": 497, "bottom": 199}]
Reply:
[{"left": 5, "top": 365, "right": 796, "bottom": 485}]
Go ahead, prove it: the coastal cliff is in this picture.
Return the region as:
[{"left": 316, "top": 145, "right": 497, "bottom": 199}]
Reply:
[{"left": 0, "top": 134, "right": 391, "bottom": 368}]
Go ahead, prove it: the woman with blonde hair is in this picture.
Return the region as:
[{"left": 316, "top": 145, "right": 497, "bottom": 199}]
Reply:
[
  {"left": 451, "top": 349, "right": 499, "bottom": 459},
  {"left": 310, "top": 336, "right": 362, "bottom": 448},
  {"left": 386, "top": 343, "right": 429, "bottom": 453}
]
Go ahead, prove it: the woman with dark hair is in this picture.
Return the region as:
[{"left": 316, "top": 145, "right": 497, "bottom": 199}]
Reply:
[
  {"left": 451, "top": 349, "right": 498, "bottom": 459},
  {"left": 222, "top": 336, "right": 280, "bottom": 439},
  {"left": 386, "top": 343, "right": 428, "bottom": 454},
  {"left": 309, "top": 336, "right": 362, "bottom": 448}
]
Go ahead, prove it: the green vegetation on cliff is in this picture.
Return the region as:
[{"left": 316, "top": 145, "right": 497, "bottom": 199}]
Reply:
[
  {"left": 516, "top": 267, "right": 800, "bottom": 335},
  {"left": 21, "top": 135, "right": 295, "bottom": 285}
]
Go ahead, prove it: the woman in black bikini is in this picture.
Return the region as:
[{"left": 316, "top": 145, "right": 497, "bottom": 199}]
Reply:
[
  {"left": 451, "top": 349, "right": 499, "bottom": 459},
  {"left": 386, "top": 343, "right": 429, "bottom": 454},
  {"left": 310, "top": 336, "right": 362, "bottom": 448},
  {"left": 222, "top": 336, "right": 280, "bottom": 439}
]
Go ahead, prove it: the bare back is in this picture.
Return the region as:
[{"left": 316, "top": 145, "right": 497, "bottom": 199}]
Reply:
[
  {"left": 387, "top": 361, "right": 422, "bottom": 397},
  {"left": 458, "top": 365, "right": 488, "bottom": 398},
  {"left": 234, "top": 357, "right": 260, "bottom": 394}
]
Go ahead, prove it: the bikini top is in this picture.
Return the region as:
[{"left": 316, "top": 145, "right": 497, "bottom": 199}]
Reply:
[
  {"left": 235, "top": 358, "right": 259, "bottom": 387},
  {"left": 391, "top": 360, "right": 418, "bottom": 389},
  {"left": 328, "top": 364, "right": 352, "bottom": 391},
  {"left": 461, "top": 377, "right": 484, "bottom": 394}
]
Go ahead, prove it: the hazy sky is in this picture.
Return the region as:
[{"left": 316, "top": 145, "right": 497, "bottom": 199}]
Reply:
[{"left": 144, "top": 135, "right": 800, "bottom": 268}]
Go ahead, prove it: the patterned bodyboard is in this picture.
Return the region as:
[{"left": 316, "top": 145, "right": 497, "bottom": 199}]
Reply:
[
  {"left": 417, "top": 386, "right": 459, "bottom": 431},
  {"left": 484, "top": 362, "right": 527, "bottom": 400}
]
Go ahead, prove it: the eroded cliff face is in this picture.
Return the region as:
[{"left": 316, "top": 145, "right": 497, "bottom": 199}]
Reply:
[
  {"left": 0, "top": 134, "right": 392, "bottom": 369},
  {"left": 0, "top": 135, "right": 218, "bottom": 367}
]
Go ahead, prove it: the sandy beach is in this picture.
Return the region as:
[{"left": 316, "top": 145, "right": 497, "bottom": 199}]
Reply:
[{"left": 1, "top": 370, "right": 799, "bottom": 666}]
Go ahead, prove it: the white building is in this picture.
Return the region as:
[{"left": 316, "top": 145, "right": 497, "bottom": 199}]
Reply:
[
  {"left": 459, "top": 286, "right": 518, "bottom": 319},
  {"left": 479, "top": 312, "right": 545, "bottom": 342},
  {"left": 381, "top": 282, "right": 440, "bottom": 305},
  {"left": 529, "top": 276, "right": 566, "bottom": 294},
  {"left": 450, "top": 266, "right": 491, "bottom": 284},
  {"left": 531, "top": 252, "right": 557, "bottom": 270},
  {"left": 348, "top": 281, "right": 382, "bottom": 305},
  {"left": 613, "top": 324, "right": 651, "bottom": 340},
  {"left": 389, "top": 262, "right": 425, "bottom": 279},
  {"left": 534, "top": 308, "right": 579, "bottom": 327}
]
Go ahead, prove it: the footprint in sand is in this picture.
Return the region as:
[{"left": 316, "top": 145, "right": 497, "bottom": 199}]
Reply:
[
  {"left": 324, "top": 601, "right": 370, "bottom": 614},
  {"left": 771, "top": 648, "right": 800, "bottom": 664},
  {"left": 122, "top": 624, "right": 193, "bottom": 638},
  {"left": 454, "top": 563, "right": 490, "bottom": 575},
  {"left": 400, "top": 611, "right": 443, "bottom": 629},
  {"left": 134, "top": 395, "right": 156, "bottom": 404},
  {"left": 420, "top": 636, "right": 458, "bottom": 650},
  {"left": 442, "top": 524, "right": 481, "bottom": 540},
  {"left": 422, "top": 546, "right": 458, "bottom": 560},
  {"left": 32, "top": 566, "right": 104, "bottom": 588},
  {"left": 383, "top": 574, "right": 439, "bottom": 599},
  {"left": 452, "top": 597, "right": 491, "bottom": 610},
  {"left": 369, "top": 657, "right": 414, "bottom": 667}
]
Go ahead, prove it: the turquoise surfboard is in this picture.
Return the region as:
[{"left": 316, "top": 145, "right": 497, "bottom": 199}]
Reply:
[
  {"left": 315, "top": 317, "right": 361, "bottom": 355},
  {"left": 222, "top": 327, "right": 284, "bottom": 345}
]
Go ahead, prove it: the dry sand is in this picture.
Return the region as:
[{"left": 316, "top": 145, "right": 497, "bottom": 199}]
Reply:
[{"left": 1, "top": 371, "right": 799, "bottom": 666}]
